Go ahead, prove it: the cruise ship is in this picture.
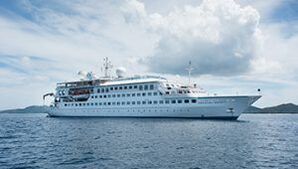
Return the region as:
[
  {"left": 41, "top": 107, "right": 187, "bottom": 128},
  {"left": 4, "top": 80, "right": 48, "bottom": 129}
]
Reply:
[{"left": 43, "top": 58, "right": 261, "bottom": 120}]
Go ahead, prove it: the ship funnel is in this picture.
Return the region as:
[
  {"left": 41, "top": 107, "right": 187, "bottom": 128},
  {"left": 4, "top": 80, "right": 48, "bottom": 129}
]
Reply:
[{"left": 116, "top": 67, "right": 126, "bottom": 78}]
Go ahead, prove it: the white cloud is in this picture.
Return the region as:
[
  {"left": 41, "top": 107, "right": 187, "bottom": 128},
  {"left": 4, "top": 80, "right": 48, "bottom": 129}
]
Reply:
[{"left": 130, "top": 0, "right": 262, "bottom": 76}]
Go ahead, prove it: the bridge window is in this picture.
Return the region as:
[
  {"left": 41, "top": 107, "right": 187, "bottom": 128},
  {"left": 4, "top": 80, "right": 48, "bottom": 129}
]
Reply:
[{"left": 150, "top": 84, "right": 154, "bottom": 90}]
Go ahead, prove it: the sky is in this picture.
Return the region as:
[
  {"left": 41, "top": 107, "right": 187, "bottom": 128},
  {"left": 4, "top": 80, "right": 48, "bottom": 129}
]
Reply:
[{"left": 0, "top": 0, "right": 297, "bottom": 110}]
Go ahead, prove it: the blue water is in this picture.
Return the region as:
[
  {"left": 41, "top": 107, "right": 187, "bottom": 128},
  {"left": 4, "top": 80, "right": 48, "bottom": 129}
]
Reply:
[{"left": 0, "top": 113, "right": 297, "bottom": 169}]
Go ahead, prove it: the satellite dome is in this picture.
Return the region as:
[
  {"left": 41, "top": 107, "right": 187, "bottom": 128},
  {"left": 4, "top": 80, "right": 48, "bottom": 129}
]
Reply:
[{"left": 116, "top": 67, "right": 126, "bottom": 78}]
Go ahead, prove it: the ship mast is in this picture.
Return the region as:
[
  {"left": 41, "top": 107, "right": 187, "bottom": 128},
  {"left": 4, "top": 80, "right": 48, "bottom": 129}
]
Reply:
[
  {"left": 186, "top": 61, "right": 193, "bottom": 86},
  {"left": 103, "top": 57, "right": 113, "bottom": 78}
]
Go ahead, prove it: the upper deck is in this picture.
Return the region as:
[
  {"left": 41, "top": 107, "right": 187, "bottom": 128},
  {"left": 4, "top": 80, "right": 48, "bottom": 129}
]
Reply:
[{"left": 57, "top": 75, "right": 167, "bottom": 89}]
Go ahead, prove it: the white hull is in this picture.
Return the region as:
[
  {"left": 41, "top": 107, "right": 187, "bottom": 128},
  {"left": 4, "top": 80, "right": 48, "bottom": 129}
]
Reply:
[{"left": 46, "top": 96, "right": 260, "bottom": 120}]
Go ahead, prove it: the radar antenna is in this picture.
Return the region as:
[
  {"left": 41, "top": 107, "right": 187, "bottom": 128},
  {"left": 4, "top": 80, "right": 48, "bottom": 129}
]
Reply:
[
  {"left": 102, "top": 57, "right": 113, "bottom": 78},
  {"left": 186, "top": 61, "right": 193, "bottom": 86}
]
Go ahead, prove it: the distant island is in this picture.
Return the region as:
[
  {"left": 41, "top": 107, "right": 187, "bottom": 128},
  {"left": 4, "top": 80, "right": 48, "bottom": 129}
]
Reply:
[
  {"left": 0, "top": 103, "right": 298, "bottom": 114},
  {"left": 244, "top": 103, "right": 298, "bottom": 114}
]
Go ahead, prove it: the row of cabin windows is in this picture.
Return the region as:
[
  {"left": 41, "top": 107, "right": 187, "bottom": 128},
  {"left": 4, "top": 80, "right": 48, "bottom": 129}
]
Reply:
[
  {"left": 96, "top": 84, "right": 155, "bottom": 93},
  {"left": 90, "top": 92, "right": 161, "bottom": 99},
  {"left": 64, "top": 99, "right": 197, "bottom": 107}
]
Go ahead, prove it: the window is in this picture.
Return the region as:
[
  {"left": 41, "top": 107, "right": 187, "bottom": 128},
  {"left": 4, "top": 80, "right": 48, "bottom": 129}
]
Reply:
[
  {"left": 110, "top": 87, "right": 113, "bottom": 90},
  {"left": 134, "top": 85, "right": 137, "bottom": 89},
  {"left": 132, "top": 93, "right": 136, "bottom": 97},
  {"left": 165, "top": 100, "right": 169, "bottom": 104},
  {"left": 184, "top": 100, "right": 189, "bottom": 103},
  {"left": 124, "top": 86, "right": 127, "bottom": 90},
  {"left": 103, "top": 95, "right": 107, "bottom": 98},
  {"left": 103, "top": 102, "right": 106, "bottom": 106},
  {"left": 191, "top": 99, "right": 196, "bottom": 103},
  {"left": 95, "top": 95, "right": 98, "bottom": 98},
  {"left": 144, "top": 85, "right": 148, "bottom": 90},
  {"left": 64, "top": 104, "right": 67, "bottom": 107},
  {"left": 148, "top": 92, "right": 152, "bottom": 96},
  {"left": 142, "top": 101, "right": 146, "bottom": 104},
  {"left": 115, "top": 87, "right": 118, "bottom": 90},
  {"left": 127, "top": 93, "right": 130, "bottom": 97},
  {"left": 122, "top": 94, "right": 125, "bottom": 97},
  {"left": 137, "top": 93, "right": 141, "bottom": 96},
  {"left": 100, "top": 95, "right": 102, "bottom": 98},
  {"left": 91, "top": 96, "right": 94, "bottom": 99},
  {"left": 132, "top": 101, "right": 136, "bottom": 105},
  {"left": 75, "top": 104, "right": 78, "bottom": 106},
  {"left": 117, "top": 102, "right": 120, "bottom": 105},
  {"left": 142, "top": 93, "right": 146, "bottom": 96},
  {"left": 117, "top": 94, "right": 120, "bottom": 97},
  {"left": 101, "top": 88, "right": 105, "bottom": 93},
  {"left": 112, "top": 94, "right": 116, "bottom": 98},
  {"left": 153, "top": 92, "right": 158, "bottom": 96},
  {"left": 112, "top": 102, "right": 116, "bottom": 105},
  {"left": 119, "top": 86, "right": 123, "bottom": 90},
  {"left": 129, "top": 86, "right": 132, "bottom": 89},
  {"left": 159, "top": 92, "right": 163, "bottom": 96},
  {"left": 159, "top": 100, "right": 164, "bottom": 104},
  {"left": 127, "top": 101, "right": 130, "bottom": 105},
  {"left": 121, "top": 102, "right": 125, "bottom": 105},
  {"left": 79, "top": 103, "right": 82, "bottom": 106},
  {"left": 148, "top": 101, "right": 152, "bottom": 104},
  {"left": 105, "top": 88, "right": 109, "bottom": 92},
  {"left": 137, "top": 101, "right": 141, "bottom": 105},
  {"left": 166, "top": 92, "right": 170, "bottom": 95},
  {"left": 178, "top": 100, "right": 182, "bottom": 103},
  {"left": 108, "top": 102, "right": 111, "bottom": 105},
  {"left": 97, "top": 89, "right": 101, "bottom": 93},
  {"left": 99, "top": 102, "right": 102, "bottom": 106},
  {"left": 95, "top": 103, "right": 98, "bottom": 106},
  {"left": 139, "top": 85, "right": 143, "bottom": 90},
  {"left": 171, "top": 100, "right": 176, "bottom": 104},
  {"left": 150, "top": 84, "right": 154, "bottom": 90},
  {"left": 153, "top": 101, "right": 158, "bottom": 104},
  {"left": 108, "top": 95, "right": 111, "bottom": 98},
  {"left": 91, "top": 103, "right": 94, "bottom": 106}
]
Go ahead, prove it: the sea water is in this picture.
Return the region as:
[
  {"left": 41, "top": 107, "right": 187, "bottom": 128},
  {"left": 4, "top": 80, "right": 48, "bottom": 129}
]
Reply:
[{"left": 0, "top": 113, "right": 297, "bottom": 169}]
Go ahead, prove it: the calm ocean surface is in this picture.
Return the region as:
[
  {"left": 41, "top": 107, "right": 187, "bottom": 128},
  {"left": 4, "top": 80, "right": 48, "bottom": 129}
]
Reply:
[{"left": 0, "top": 113, "right": 297, "bottom": 169}]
